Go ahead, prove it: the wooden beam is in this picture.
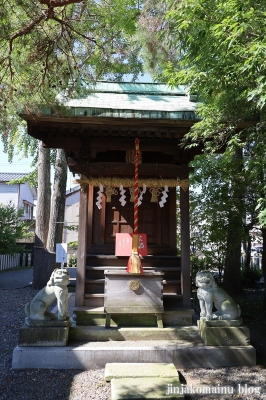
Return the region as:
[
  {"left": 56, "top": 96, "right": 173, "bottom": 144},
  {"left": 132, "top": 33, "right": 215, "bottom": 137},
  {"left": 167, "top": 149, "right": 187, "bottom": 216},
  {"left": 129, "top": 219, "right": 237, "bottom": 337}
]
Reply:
[
  {"left": 75, "top": 187, "right": 88, "bottom": 307},
  {"left": 88, "top": 185, "right": 94, "bottom": 249},
  {"left": 85, "top": 162, "right": 185, "bottom": 178},
  {"left": 180, "top": 165, "right": 191, "bottom": 308},
  {"left": 88, "top": 138, "right": 182, "bottom": 154}
]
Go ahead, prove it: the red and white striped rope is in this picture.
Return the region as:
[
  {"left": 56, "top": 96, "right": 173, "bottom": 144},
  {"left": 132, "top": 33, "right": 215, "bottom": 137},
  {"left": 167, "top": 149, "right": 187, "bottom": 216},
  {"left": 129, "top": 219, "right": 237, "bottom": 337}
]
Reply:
[{"left": 133, "top": 138, "right": 140, "bottom": 235}]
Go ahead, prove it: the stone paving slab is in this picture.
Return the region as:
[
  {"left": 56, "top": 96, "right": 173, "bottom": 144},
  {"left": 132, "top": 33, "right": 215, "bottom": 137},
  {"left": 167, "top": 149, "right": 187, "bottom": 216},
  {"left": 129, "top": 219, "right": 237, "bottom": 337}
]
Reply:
[
  {"left": 111, "top": 377, "right": 184, "bottom": 399},
  {"left": 105, "top": 362, "right": 178, "bottom": 381}
]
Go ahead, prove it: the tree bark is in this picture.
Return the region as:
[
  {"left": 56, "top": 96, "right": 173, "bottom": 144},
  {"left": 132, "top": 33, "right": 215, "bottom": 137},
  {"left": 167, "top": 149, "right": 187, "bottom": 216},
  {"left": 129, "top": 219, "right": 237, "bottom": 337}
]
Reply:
[
  {"left": 45, "top": 149, "right": 68, "bottom": 277},
  {"left": 46, "top": 149, "right": 68, "bottom": 252},
  {"left": 223, "top": 148, "right": 244, "bottom": 296},
  {"left": 223, "top": 228, "right": 243, "bottom": 295},
  {"left": 33, "top": 147, "right": 68, "bottom": 289},
  {"left": 32, "top": 142, "right": 51, "bottom": 289},
  {"left": 244, "top": 229, "right": 252, "bottom": 269}
]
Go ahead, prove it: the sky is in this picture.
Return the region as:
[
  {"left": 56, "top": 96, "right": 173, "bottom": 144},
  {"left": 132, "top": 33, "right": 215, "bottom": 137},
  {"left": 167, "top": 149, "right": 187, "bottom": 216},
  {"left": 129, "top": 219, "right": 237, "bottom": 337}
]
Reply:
[{"left": 0, "top": 141, "right": 78, "bottom": 191}]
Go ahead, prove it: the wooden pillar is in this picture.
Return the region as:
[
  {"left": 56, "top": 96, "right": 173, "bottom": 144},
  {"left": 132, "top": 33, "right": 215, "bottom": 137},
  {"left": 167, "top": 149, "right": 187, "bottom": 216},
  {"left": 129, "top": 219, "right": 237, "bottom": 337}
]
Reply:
[
  {"left": 180, "top": 171, "right": 191, "bottom": 308},
  {"left": 75, "top": 186, "right": 88, "bottom": 307}
]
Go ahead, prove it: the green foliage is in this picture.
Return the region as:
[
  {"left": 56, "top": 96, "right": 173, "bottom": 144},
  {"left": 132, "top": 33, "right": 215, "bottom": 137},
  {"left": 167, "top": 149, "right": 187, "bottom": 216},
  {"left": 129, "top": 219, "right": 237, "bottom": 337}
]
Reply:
[
  {"left": 0, "top": 0, "right": 143, "bottom": 156},
  {"left": 0, "top": 202, "right": 33, "bottom": 254},
  {"left": 133, "top": 0, "right": 176, "bottom": 80},
  {"left": 240, "top": 265, "right": 263, "bottom": 287},
  {"left": 68, "top": 254, "right": 77, "bottom": 268},
  {"left": 1, "top": 0, "right": 141, "bottom": 106},
  {"left": 64, "top": 225, "right": 78, "bottom": 232},
  {"left": 189, "top": 147, "right": 263, "bottom": 277},
  {"left": 190, "top": 255, "right": 210, "bottom": 281},
  {"left": 157, "top": 0, "right": 266, "bottom": 152},
  {"left": 68, "top": 241, "right": 78, "bottom": 248}
]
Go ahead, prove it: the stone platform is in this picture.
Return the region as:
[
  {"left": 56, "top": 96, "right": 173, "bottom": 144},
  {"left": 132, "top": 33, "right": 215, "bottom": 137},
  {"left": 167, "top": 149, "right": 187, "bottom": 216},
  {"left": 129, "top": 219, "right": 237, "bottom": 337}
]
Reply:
[
  {"left": 12, "top": 338, "right": 256, "bottom": 369},
  {"left": 12, "top": 295, "right": 256, "bottom": 369}
]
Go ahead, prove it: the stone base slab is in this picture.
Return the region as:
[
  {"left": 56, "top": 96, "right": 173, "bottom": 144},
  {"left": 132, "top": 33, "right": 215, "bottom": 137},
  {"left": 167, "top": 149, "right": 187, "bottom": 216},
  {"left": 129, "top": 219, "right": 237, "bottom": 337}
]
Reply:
[
  {"left": 12, "top": 342, "right": 256, "bottom": 369},
  {"left": 18, "top": 325, "right": 69, "bottom": 347},
  {"left": 105, "top": 362, "right": 178, "bottom": 381},
  {"left": 111, "top": 377, "right": 183, "bottom": 400}
]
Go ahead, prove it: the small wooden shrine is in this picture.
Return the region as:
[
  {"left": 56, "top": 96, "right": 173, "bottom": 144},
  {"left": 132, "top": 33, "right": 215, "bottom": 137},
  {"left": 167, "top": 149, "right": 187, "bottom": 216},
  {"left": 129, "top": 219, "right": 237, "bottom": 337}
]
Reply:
[{"left": 23, "top": 82, "right": 202, "bottom": 326}]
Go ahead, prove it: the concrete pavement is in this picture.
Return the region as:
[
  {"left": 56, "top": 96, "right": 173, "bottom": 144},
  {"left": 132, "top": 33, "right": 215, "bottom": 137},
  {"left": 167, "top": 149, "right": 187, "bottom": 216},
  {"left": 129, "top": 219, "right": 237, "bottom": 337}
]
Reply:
[
  {"left": 0, "top": 267, "right": 76, "bottom": 289},
  {"left": 0, "top": 268, "right": 33, "bottom": 289}
]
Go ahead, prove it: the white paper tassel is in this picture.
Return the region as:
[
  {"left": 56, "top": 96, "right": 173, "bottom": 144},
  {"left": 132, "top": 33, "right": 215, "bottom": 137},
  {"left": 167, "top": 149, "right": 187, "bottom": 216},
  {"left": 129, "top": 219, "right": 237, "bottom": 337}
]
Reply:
[
  {"left": 138, "top": 184, "right": 147, "bottom": 206},
  {"left": 96, "top": 184, "right": 104, "bottom": 209},
  {"left": 159, "top": 185, "right": 169, "bottom": 208},
  {"left": 119, "top": 183, "right": 126, "bottom": 207}
]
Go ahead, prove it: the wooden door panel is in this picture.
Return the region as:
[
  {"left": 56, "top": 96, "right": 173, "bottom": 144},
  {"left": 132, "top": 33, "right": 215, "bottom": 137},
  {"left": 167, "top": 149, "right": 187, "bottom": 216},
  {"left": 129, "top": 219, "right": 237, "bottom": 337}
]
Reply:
[
  {"left": 105, "top": 201, "right": 133, "bottom": 243},
  {"left": 91, "top": 188, "right": 175, "bottom": 254}
]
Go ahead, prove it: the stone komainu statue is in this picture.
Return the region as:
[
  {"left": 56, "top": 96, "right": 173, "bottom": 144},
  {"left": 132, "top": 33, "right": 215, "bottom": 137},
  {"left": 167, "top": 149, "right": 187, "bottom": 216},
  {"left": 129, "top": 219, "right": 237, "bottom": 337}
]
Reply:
[
  {"left": 25, "top": 268, "right": 70, "bottom": 321},
  {"left": 196, "top": 271, "right": 241, "bottom": 320}
]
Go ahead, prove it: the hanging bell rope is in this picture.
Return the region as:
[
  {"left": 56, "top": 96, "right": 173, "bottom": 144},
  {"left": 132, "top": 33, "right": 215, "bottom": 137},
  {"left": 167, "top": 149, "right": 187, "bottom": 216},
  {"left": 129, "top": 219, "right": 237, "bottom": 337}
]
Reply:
[
  {"left": 127, "top": 138, "right": 143, "bottom": 274},
  {"left": 133, "top": 138, "right": 140, "bottom": 235}
]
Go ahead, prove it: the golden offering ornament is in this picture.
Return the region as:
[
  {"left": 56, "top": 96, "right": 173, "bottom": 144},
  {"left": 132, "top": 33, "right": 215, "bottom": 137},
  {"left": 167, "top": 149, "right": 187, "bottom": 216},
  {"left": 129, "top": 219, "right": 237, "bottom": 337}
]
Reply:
[{"left": 129, "top": 280, "right": 140, "bottom": 291}]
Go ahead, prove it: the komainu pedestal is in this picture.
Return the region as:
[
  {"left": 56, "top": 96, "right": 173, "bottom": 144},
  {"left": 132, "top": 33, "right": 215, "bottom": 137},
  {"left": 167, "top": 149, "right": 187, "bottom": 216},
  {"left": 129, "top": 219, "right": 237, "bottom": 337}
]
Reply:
[
  {"left": 18, "top": 268, "right": 70, "bottom": 346},
  {"left": 197, "top": 317, "right": 250, "bottom": 346}
]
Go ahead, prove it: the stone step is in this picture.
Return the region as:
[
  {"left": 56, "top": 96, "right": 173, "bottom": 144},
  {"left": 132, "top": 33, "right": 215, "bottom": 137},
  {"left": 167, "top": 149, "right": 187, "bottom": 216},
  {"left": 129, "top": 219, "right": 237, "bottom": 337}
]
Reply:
[
  {"left": 73, "top": 307, "right": 194, "bottom": 326},
  {"left": 111, "top": 377, "right": 184, "bottom": 400},
  {"left": 107, "top": 363, "right": 183, "bottom": 399},
  {"left": 105, "top": 362, "right": 178, "bottom": 381},
  {"left": 69, "top": 325, "right": 201, "bottom": 342}
]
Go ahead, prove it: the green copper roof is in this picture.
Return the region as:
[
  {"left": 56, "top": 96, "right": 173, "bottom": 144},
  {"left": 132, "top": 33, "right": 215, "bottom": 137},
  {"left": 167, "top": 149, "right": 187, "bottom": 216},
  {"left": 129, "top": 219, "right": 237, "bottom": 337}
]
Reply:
[
  {"left": 56, "top": 82, "right": 199, "bottom": 120},
  {"left": 87, "top": 81, "right": 187, "bottom": 95}
]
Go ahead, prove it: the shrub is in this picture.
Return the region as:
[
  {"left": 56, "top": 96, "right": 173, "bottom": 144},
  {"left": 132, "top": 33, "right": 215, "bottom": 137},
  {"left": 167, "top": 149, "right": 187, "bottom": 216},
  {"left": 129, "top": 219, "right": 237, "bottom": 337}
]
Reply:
[
  {"left": 0, "top": 202, "right": 33, "bottom": 255},
  {"left": 240, "top": 265, "right": 263, "bottom": 287},
  {"left": 68, "top": 254, "right": 77, "bottom": 268}
]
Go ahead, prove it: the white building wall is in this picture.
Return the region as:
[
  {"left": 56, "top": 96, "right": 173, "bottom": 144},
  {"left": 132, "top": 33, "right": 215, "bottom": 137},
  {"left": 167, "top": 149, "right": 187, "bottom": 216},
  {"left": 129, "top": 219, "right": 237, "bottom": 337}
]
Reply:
[
  {"left": 63, "top": 190, "right": 80, "bottom": 244},
  {"left": 19, "top": 182, "right": 35, "bottom": 220},
  {"left": 0, "top": 183, "right": 19, "bottom": 207},
  {"left": 19, "top": 182, "right": 34, "bottom": 208},
  {"left": 65, "top": 190, "right": 80, "bottom": 207}
]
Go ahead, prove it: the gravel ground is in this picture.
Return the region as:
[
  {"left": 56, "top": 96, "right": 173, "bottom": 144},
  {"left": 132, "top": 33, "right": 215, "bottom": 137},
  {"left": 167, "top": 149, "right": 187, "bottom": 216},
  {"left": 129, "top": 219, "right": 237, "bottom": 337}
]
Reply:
[{"left": 1, "top": 286, "right": 266, "bottom": 400}]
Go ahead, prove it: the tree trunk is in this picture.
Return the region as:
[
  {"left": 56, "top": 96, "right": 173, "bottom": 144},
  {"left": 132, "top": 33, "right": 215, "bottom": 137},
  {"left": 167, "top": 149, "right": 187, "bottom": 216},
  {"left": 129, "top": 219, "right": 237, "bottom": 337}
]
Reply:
[
  {"left": 32, "top": 142, "right": 51, "bottom": 289},
  {"left": 45, "top": 149, "right": 68, "bottom": 274},
  {"left": 223, "top": 233, "right": 243, "bottom": 295},
  {"left": 223, "top": 147, "right": 244, "bottom": 296},
  {"left": 244, "top": 231, "right": 251, "bottom": 269}
]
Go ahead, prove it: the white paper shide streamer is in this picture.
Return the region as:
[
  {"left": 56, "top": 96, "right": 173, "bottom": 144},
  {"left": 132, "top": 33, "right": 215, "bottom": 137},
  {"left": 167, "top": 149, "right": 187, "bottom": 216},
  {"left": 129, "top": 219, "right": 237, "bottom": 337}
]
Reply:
[
  {"left": 119, "top": 183, "right": 126, "bottom": 206},
  {"left": 138, "top": 184, "right": 147, "bottom": 206},
  {"left": 159, "top": 185, "right": 169, "bottom": 208},
  {"left": 96, "top": 184, "right": 104, "bottom": 209}
]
